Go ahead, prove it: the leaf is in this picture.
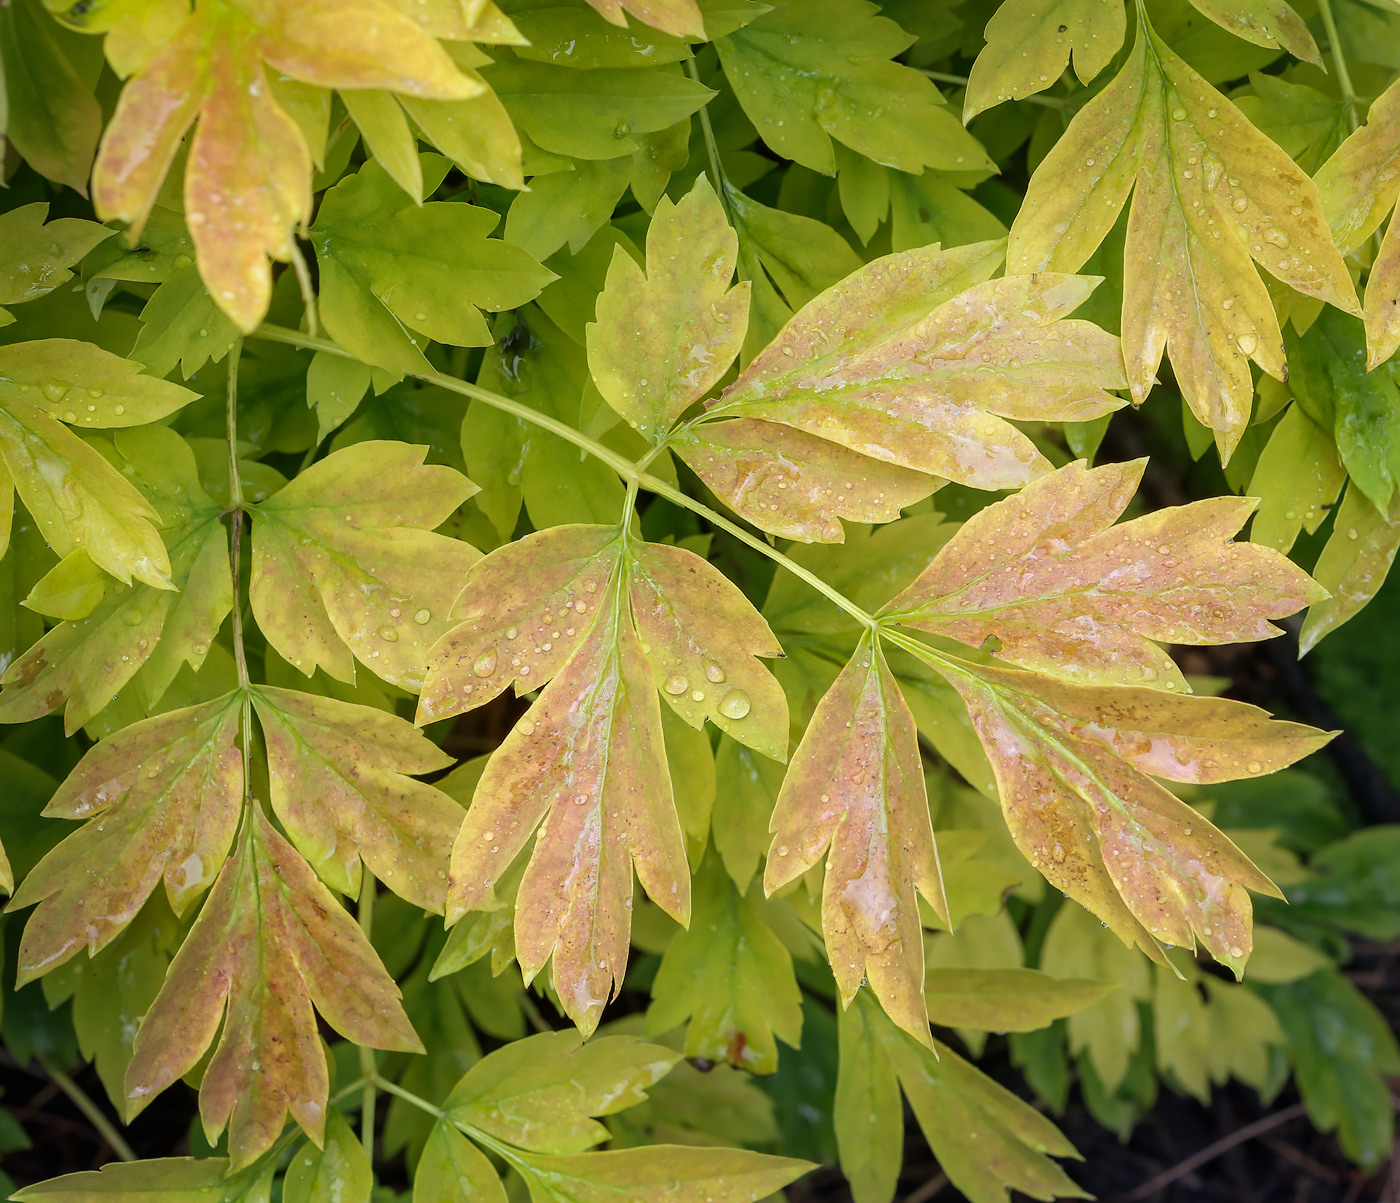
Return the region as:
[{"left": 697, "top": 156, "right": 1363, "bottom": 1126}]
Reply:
[
  {"left": 0, "top": 0, "right": 101, "bottom": 194},
  {"left": 416, "top": 1120, "right": 509, "bottom": 1203},
  {"left": 130, "top": 268, "right": 241, "bottom": 381},
  {"left": 882, "top": 458, "right": 1324, "bottom": 690},
  {"left": 941, "top": 660, "right": 1329, "bottom": 971},
  {"left": 1247, "top": 404, "right": 1346, "bottom": 555},
  {"left": 444, "top": 1030, "right": 678, "bottom": 1153},
  {"left": 715, "top": 0, "right": 992, "bottom": 176},
  {"left": 250, "top": 440, "right": 480, "bottom": 691},
  {"left": 1007, "top": 11, "right": 1359, "bottom": 457},
  {"left": 837, "top": 991, "right": 1085, "bottom": 1203},
  {"left": 581, "top": 0, "right": 705, "bottom": 38},
  {"left": 512, "top": 1145, "right": 813, "bottom": 1203},
  {"left": 714, "top": 244, "right": 1127, "bottom": 492},
  {"left": 646, "top": 853, "right": 803, "bottom": 1074},
  {"left": 9, "top": 693, "right": 242, "bottom": 983},
  {"left": 923, "top": 968, "right": 1116, "bottom": 1032},
  {"left": 252, "top": 686, "right": 461, "bottom": 910},
  {"left": 1185, "top": 0, "right": 1320, "bottom": 66},
  {"left": 1287, "top": 307, "right": 1400, "bottom": 514},
  {"left": 711, "top": 735, "right": 785, "bottom": 892},
  {"left": 0, "top": 339, "right": 197, "bottom": 429},
  {"left": 586, "top": 176, "right": 749, "bottom": 442},
  {"left": 765, "top": 631, "right": 947, "bottom": 1044},
  {"left": 125, "top": 810, "right": 421, "bottom": 1169},
  {"left": 11, "top": 1158, "right": 271, "bottom": 1203},
  {"left": 92, "top": 0, "right": 477, "bottom": 330},
  {"left": 0, "top": 427, "right": 232, "bottom": 730},
  {"left": 23, "top": 550, "right": 107, "bottom": 622},
  {"left": 1317, "top": 75, "right": 1400, "bottom": 366},
  {"left": 310, "top": 157, "right": 555, "bottom": 375},
  {"left": 964, "top": 0, "right": 1127, "bottom": 119},
  {"left": 284, "top": 1112, "right": 372, "bottom": 1203},
  {"left": 0, "top": 204, "right": 112, "bottom": 321},
  {"left": 1300, "top": 483, "right": 1400, "bottom": 651}
]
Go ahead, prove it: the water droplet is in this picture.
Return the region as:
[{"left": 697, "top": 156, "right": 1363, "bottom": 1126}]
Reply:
[
  {"left": 113, "top": 403, "right": 126, "bottom": 416},
  {"left": 1236, "top": 333, "right": 1258, "bottom": 355},
  {"left": 719, "top": 690, "right": 751, "bottom": 719},
  {"left": 506, "top": 627, "right": 518, "bottom": 639},
  {"left": 1171, "top": 107, "right": 1186, "bottom": 121},
  {"left": 414, "top": 608, "right": 431, "bottom": 624},
  {"left": 1231, "top": 196, "right": 1249, "bottom": 213},
  {"left": 1229, "top": 945, "right": 1244, "bottom": 958},
  {"left": 664, "top": 674, "right": 688, "bottom": 695},
  {"left": 704, "top": 662, "right": 726, "bottom": 683},
  {"left": 1247, "top": 761, "right": 1262, "bottom": 774},
  {"left": 473, "top": 651, "right": 497, "bottom": 677}
]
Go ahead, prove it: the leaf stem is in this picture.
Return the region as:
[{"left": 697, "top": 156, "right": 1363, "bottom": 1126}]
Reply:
[
  {"left": 685, "top": 59, "right": 732, "bottom": 212},
  {"left": 39, "top": 1058, "right": 137, "bottom": 1163},
  {"left": 917, "top": 69, "right": 1072, "bottom": 110},
  {"left": 226, "top": 338, "right": 254, "bottom": 803},
  {"left": 1316, "top": 0, "right": 1358, "bottom": 128},
  {"left": 373, "top": 1074, "right": 444, "bottom": 1119},
  {"left": 357, "top": 877, "right": 378, "bottom": 1158}
]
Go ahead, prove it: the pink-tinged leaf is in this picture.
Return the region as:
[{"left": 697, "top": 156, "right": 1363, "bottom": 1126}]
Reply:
[
  {"left": 883, "top": 459, "right": 1324, "bottom": 690},
  {"left": 942, "top": 660, "right": 1332, "bottom": 973},
  {"left": 8, "top": 694, "right": 243, "bottom": 983},
  {"left": 628, "top": 540, "right": 789, "bottom": 761},
  {"left": 716, "top": 247, "right": 1126, "bottom": 490},
  {"left": 251, "top": 440, "right": 480, "bottom": 692},
  {"left": 1186, "top": 0, "right": 1320, "bottom": 66},
  {"left": 1007, "top": 17, "right": 1358, "bottom": 459},
  {"left": 587, "top": 176, "right": 748, "bottom": 441},
  {"left": 126, "top": 810, "right": 421, "bottom": 1169},
  {"left": 418, "top": 525, "right": 624, "bottom": 725},
  {"left": 765, "top": 632, "right": 946, "bottom": 1044},
  {"left": 448, "top": 592, "right": 687, "bottom": 1035},
  {"left": 672, "top": 418, "right": 938, "bottom": 544},
  {"left": 582, "top": 0, "right": 705, "bottom": 38},
  {"left": 252, "top": 686, "right": 460, "bottom": 911},
  {"left": 443, "top": 1030, "right": 679, "bottom": 1153}
]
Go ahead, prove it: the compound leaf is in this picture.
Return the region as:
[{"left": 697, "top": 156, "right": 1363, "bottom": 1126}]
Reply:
[
  {"left": 714, "top": 243, "right": 1126, "bottom": 493},
  {"left": 250, "top": 440, "right": 480, "bottom": 692},
  {"left": 125, "top": 810, "right": 421, "bottom": 1169},
  {"left": 765, "top": 631, "right": 947, "bottom": 1044},
  {"left": 587, "top": 177, "right": 749, "bottom": 442},
  {"left": 1008, "top": 11, "right": 1358, "bottom": 457},
  {"left": 942, "top": 660, "right": 1330, "bottom": 971},
  {"left": 9, "top": 694, "right": 242, "bottom": 982},
  {"left": 883, "top": 458, "right": 1323, "bottom": 690},
  {"left": 646, "top": 853, "right": 803, "bottom": 1073},
  {"left": 252, "top": 686, "right": 460, "bottom": 910},
  {"left": 444, "top": 1030, "right": 678, "bottom": 1153}
]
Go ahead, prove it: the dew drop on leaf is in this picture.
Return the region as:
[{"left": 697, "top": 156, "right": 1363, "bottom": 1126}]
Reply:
[{"left": 718, "top": 690, "right": 751, "bottom": 719}]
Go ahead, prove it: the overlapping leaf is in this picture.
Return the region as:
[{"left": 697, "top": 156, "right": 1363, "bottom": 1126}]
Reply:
[
  {"left": 92, "top": 0, "right": 479, "bottom": 330},
  {"left": 9, "top": 693, "right": 243, "bottom": 983},
  {"left": 710, "top": 242, "right": 1127, "bottom": 498},
  {"left": 310, "top": 157, "right": 554, "bottom": 376},
  {"left": 765, "top": 630, "right": 946, "bottom": 1043},
  {"left": 511, "top": 1145, "right": 812, "bottom": 1203},
  {"left": 647, "top": 853, "right": 802, "bottom": 1073},
  {"left": 1317, "top": 75, "right": 1400, "bottom": 367},
  {"left": 882, "top": 459, "right": 1324, "bottom": 690},
  {"left": 419, "top": 524, "right": 786, "bottom": 1031},
  {"left": 0, "top": 427, "right": 231, "bottom": 731},
  {"left": 250, "top": 440, "right": 480, "bottom": 692},
  {"left": 125, "top": 811, "right": 421, "bottom": 1168},
  {"left": 1008, "top": 11, "right": 1357, "bottom": 456},
  {"left": 252, "top": 686, "right": 462, "bottom": 910},
  {"left": 12, "top": 1158, "right": 273, "bottom": 1203},
  {"left": 581, "top": 0, "right": 704, "bottom": 37},
  {"left": 0, "top": 204, "right": 112, "bottom": 323},
  {"left": 938, "top": 659, "right": 1330, "bottom": 970},
  {"left": 837, "top": 990, "right": 1084, "bottom": 1203}
]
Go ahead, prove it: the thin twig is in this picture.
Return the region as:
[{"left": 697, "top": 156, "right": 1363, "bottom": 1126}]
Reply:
[
  {"left": 1113, "top": 1103, "right": 1308, "bottom": 1203},
  {"left": 39, "top": 1059, "right": 138, "bottom": 1164},
  {"left": 902, "top": 1171, "right": 948, "bottom": 1203}
]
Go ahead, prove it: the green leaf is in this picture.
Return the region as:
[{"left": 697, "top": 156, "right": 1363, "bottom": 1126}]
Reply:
[
  {"left": 415, "top": 1119, "right": 509, "bottom": 1203},
  {"left": 923, "top": 968, "right": 1116, "bottom": 1032},
  {"left": 22, "top": 549, "right": 106, "bottom": 622},
  {"left": 11, "top": 1157, "right": 272, "bottom": 1203},
  {"left": 0, "top": 203, "right": 112, "bottom": 321},
  {"left": 9, "top": 693, "right": 243, "bottom": 982},
  {"left": 646, "top": 853, "right": 802, "bottom": 1074},
  {"left": 125, "top": 811, "right": 421, "bottom": 1169},
  {"left": 306, "top": 350, "right": 373, "bottom": 442},
  {"left": 711, "top": 735, "right": 784, "bottom": 892},
  {"left": 1300, "top": 483, "right": 1400, "bottom": 651},
  {"left": 1246, "top": 404, "right": 1345, "bottom": 555},
  {"left": 1260, "top": 968, "right": 1400, "bottom": 1169},
  {"left": 311, "top": 156, "right": 556, "bottom": 375},
  {"left": 284, "top": 1112, "right": 373, "bottom": 1203},
  {"left": 251, "top": 686, "right": 461, "bottom": 909},
  {"left": 444, "top": 1030, "right": 679, "bottom": 1153},
  {"left": 1184, "top": 0, "right": 1320, "bottom": 67},
  {"left": 130, "top": 268, "right": 240, "bottom": 381},
  {"left": 587, "top": 176, "right": 749, "bottom": 443},
  {"left": 0, "top": 338, "right": 197, "bottom": 429},
  {"left": 715, "top": 0, "right": 992, "bottom": 176},
  {"left": 250, "top": 439, "right": 480, "bottom": 691},
  {"left": 1285, "top": 826, "right": 1400, "bottom": 939},
  {"left": 505, "top": 159, "right": 633, "bottom": 261},
  {"left": 512, "top": 1144, "right": 813, "bottom": 1203}
]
